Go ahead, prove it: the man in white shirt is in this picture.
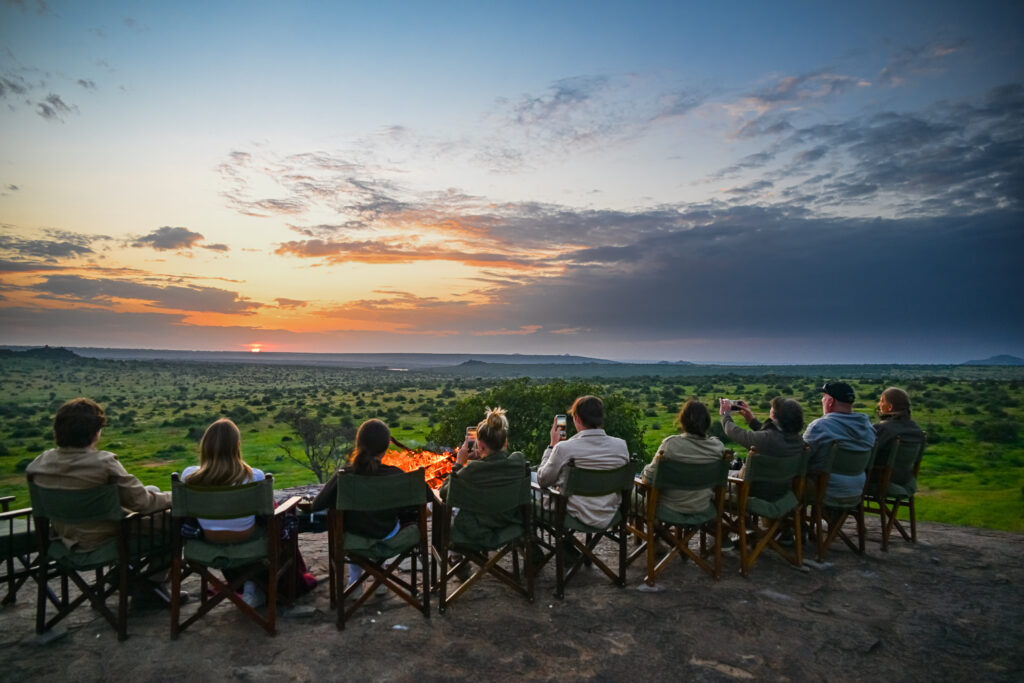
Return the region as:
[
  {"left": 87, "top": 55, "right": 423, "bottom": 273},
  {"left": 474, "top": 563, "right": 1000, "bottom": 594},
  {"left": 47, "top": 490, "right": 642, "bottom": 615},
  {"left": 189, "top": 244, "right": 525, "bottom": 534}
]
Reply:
[{"left": 537, "top": 395, "right": 630, "bottom": 527}]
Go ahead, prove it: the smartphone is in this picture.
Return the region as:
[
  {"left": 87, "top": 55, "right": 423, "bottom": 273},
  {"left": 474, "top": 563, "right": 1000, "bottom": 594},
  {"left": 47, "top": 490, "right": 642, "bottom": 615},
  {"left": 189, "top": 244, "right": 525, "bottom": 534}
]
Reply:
[
  {"left": 465, "top": 426, "right": 477, "bottom": 448},
  {"left": 555, "top": 414, "right": 567, "bottom": 440}
]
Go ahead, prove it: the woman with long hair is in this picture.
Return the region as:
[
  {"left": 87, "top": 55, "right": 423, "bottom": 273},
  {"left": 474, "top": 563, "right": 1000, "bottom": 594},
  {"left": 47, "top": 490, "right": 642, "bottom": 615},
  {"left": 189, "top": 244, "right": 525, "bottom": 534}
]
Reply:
[
  {"left": 311, "top": 419, "right": 417, "bottom": 588},
  {"left": 181, "top": 418, "right": 268, "bottom": 607}
]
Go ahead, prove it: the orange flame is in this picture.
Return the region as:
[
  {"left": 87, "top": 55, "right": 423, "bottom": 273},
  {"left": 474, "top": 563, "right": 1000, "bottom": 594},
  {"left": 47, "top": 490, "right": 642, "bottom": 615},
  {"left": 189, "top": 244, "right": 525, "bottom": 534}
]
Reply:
[{"left": 382, "top": 448, "right": 454, "bottom": 489}]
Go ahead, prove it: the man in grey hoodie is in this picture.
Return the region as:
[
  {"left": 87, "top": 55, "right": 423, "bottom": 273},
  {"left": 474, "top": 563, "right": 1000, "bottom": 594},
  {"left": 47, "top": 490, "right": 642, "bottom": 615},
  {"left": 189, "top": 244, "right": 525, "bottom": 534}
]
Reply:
[{"left": 803, "top": 381, "right": 876, "bottom": 499}]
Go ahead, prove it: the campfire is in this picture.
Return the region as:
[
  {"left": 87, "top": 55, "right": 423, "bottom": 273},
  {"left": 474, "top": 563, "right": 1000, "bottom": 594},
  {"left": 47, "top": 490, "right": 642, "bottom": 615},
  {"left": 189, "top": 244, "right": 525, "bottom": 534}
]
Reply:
[{"left": 382, "top": 445, "right": 455, "bottom": 489}]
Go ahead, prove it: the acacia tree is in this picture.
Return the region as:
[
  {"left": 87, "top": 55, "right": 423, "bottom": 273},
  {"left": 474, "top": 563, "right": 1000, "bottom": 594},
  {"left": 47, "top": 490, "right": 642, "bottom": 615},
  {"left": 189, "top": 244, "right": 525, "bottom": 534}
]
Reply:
[{"left": 276, "top": 410, "right": 355, "bottom": 483}]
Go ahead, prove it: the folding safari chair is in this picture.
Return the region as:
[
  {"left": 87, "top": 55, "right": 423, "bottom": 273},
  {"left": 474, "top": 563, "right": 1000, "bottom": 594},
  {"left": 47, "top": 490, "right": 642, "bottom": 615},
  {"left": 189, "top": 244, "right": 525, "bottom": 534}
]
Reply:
[
  {"left": 725, "top": 448, "right": 810, "bottom": 577},
  {"left": 1, "top": 496, "right": 37, "bottom": 605},
  {"left": 432, "top": 461, "right": 534, "bottom": 612},
  {"left": 532, "top": 462, "right": 636, "bottom": 599},
  {"left": 328, "top": 468, "right": 430, "bottom": 630},
  {"left": 806, "top": 443, "right": 875, "bottom": 561},
  {"left": 632, "top": 456, "right": 731, "bottom": 586},
  {"left": 863, "top": 436, "right": 926, "bottom": 550},
  {"left": 28, "top": 477, "right": 173, "bottom": 641},
  {"left": 170, "top": 473, "right": 301, "bottom": 638}
]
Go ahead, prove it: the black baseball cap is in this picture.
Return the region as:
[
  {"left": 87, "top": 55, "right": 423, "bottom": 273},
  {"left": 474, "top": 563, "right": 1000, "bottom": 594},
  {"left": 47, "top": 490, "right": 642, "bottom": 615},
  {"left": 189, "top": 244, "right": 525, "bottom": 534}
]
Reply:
[{"left": 820, "top": 381, "right": 855, "bottom": 403}]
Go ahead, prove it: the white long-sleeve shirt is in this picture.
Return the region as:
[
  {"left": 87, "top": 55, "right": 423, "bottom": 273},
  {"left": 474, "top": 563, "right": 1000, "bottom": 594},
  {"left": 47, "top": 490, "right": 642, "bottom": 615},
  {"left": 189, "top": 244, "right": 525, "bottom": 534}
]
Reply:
[{"left": 538, "top": 428, "right": 630, "bottom": 528}]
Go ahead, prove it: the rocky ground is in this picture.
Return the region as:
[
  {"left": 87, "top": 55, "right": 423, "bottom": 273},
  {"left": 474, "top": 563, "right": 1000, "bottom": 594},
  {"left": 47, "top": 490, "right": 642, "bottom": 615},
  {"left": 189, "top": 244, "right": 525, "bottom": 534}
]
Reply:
[{"left": 1, "top": 513, "right": 1021, "bottom": 682}]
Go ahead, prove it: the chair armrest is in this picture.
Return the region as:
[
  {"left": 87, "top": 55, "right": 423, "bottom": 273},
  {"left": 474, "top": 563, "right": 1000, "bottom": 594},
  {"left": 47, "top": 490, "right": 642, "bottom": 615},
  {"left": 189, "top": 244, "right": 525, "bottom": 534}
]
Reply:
[
  {"left": 0, "top": 506, "right": 32, "bottom": 520},
  {"left": 0, "top": 495, "right": 14, "bottom": 511},
  {"left": 274, "top": 496, "right": 303, "bottom": 517}
]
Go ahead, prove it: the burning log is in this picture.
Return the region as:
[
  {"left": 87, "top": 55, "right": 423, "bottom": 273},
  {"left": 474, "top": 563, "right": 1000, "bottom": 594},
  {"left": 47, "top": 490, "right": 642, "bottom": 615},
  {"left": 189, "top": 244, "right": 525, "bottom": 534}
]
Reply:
[{"left": 382, "top": 437, "right": 455, "bottom": 489}]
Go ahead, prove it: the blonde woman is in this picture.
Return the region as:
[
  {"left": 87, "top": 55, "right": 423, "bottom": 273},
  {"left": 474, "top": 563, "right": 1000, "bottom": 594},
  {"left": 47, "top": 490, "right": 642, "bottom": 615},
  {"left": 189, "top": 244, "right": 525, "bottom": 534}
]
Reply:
[{"left": 181, "top": 418, "right": 267, "bottom": 607}]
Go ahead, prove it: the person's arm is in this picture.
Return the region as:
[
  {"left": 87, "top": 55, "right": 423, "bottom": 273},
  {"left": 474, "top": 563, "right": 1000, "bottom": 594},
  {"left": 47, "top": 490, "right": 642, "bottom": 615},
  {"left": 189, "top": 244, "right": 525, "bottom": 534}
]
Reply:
[
  {"left": 720, "top": 412, "right": 764, "bottom": 451},
  {"left": 536, "top": 442, "right": 565, "bottom": 488},
  {"left": 310, "top": 472, "right": 339, "bottom": 512},
  {"left": 108, "top": 456, "right": 170, "bottom": 513}
]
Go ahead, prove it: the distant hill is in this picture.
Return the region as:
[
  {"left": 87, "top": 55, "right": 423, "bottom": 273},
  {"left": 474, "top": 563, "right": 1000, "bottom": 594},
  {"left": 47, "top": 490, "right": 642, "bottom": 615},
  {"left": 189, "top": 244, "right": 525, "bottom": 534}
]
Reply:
[
  {"left": 963, "top": 354, "right": 1024, "bottom": 366},
  {"left": 0, "top": 347, "right": 617, "bottom": 369},
  {"left": 0, "top": 346, "right": 80, "bottom": 361}
]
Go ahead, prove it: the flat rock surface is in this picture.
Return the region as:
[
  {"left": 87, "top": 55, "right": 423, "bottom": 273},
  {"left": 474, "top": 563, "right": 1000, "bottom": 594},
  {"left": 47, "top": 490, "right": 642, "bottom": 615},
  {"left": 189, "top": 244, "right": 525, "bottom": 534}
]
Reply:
[{"left": 1, "top": 519, "right": 1021, "bottom": 682}]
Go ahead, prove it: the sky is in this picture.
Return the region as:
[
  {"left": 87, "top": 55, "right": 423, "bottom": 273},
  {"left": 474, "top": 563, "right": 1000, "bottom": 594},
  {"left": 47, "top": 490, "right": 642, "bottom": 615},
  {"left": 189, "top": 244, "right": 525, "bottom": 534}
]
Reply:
[{"left": 1, "top": 0, "right": 1022, "bottom": 364}]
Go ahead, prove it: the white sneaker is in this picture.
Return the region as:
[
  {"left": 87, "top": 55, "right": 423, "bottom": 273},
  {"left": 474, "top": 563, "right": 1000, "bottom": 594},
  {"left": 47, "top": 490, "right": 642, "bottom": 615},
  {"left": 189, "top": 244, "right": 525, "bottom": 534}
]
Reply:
[{"left": 241, "top": 581, "right": 266, "bottom": 608}]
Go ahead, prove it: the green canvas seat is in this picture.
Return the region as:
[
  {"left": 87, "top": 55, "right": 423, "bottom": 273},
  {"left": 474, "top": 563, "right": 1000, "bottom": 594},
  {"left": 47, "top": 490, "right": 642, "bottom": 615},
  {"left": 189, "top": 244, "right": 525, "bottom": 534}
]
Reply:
[
  {"left": 328, "top": 468, "right": 430, "bottom": 630},
  {"left": 632, "top": 456, "right": 730, "bottom": 586},
  {"left": 1, "top": 496, "right": 37, "bottom": 605},
  {"left": 863, "top": 436, "right": 926, "bottom": 550},
  {"left": 724, "top": 447, "right": 809, "bottom": 577},
  {"left": 28, "top": 478, "right": 173, "bottom": 641},
  {"left": 804, "top": 442, "right": 875, "bottom": 561},
  {"left": 432, "top": 460, "right": 534, "bottom": 612},
  {"left": 532, "top": 462, "right": 636, "bottom": 599},
  {"left": 170, "top": 473, "right": 301, "bottom": 638}
]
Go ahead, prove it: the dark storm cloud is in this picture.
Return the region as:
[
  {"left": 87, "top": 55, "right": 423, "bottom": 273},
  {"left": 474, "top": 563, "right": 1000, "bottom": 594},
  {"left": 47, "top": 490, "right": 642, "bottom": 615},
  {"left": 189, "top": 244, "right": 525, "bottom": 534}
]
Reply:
[
  {"left": 131, "top": 226, "right": 206, "bottom": 250},
  {"left": 491, "top": 205, "right": 1024, "bottom": 345},
  {"left": 0, "top": 230, "right": 103, "bottom": 261},
  {"left": 29, "top": 275, "right": 259, "bottom": 314},
  {"left": 715, "top": 82, "right": 1024, "bottom": 214}
]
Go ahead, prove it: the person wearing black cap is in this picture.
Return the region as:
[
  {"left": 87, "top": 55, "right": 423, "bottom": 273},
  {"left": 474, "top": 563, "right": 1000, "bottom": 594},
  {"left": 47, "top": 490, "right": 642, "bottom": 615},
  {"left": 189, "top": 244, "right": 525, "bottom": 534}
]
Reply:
[{"left": 802, "top": 381, "right": 876, "bottom": 499}]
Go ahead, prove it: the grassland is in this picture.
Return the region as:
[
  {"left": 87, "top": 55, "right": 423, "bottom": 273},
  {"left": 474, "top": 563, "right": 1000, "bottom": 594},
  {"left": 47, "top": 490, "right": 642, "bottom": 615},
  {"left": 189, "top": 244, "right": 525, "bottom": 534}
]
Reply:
[{"left": 1, "top": 354, "right": 1021, "bottom": 532}]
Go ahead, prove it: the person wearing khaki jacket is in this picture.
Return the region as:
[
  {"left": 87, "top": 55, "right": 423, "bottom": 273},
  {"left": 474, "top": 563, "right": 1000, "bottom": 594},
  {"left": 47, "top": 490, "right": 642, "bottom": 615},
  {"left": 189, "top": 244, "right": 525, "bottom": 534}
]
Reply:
[{"left": 26, "top": 398, "right": 170, "bottom": 552}]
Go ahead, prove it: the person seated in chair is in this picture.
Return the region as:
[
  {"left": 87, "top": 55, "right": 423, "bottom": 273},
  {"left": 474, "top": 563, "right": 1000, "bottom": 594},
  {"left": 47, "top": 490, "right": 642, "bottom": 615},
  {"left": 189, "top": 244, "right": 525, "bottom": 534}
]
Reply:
[
  {"left": 537, "top": 395, "right": 630, "bottom": 528},
  {"left": 27, "top": 397, "right": 175, "bottom": 603},
  {"left": 312, "top": 419, "right": 417, "bottom": 589},
  {"left": 642, "top": 399, "right": 728, "bottom": 514},
  {"left": 181, "top": 418, "right": 270, "bottom": 608},
  {"left": 719, "top": 396, "right": 806, "bottom": 500},
  {"left": 803, "top": 381, "right": 876, "bottom": 500},
  {"left": 871, "top": 387, "right": 925, "bottom": 485},
  {"left": 439, "top": 406, "right": 529, "bottom": 548},
  {"left": 28, "top": 397, "right": 171, "bottom": 551}
]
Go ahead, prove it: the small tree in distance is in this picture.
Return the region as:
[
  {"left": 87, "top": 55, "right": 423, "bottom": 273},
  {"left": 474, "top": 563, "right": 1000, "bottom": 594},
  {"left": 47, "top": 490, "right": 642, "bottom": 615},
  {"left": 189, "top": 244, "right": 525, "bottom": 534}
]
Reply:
[{"left": 276, "top": 409, "right": 355, "bottom": 483}]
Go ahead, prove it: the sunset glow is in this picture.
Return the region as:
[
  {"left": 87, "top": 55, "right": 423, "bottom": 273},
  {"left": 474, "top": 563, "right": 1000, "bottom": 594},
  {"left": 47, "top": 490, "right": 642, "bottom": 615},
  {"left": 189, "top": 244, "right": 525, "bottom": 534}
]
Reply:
[{"left": 1, "top": 2, "right": 1021, "bottom": 363}]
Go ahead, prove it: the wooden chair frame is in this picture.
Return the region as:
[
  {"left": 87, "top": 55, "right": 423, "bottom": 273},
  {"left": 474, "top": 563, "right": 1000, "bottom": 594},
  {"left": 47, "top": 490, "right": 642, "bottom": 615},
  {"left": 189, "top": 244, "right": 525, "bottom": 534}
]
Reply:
[
  {"left": 327, "top": 468, "right": 430, "bottom": 630},
  {"left": 862, "top": 436, "right": 926, "bottom": 550},
  {"left": 170, "top": 473, "right": 301, "bottom": 638},
  {"left": 629, "top": 456, "right": 730, "bottom": 585},
  {"left": 805, "top": 442, "right": 875, "bottom": 561},
  {"left": 430, "top": 472, "right": 534, "bottom": 613},
  {"left": 724, "top": 448, "right": 809, "bottom": 577},
  {"left": 1, "top": 496, "right": 37, "bottom": 605},
  {"left": 29, "top": 477, "right": 172, "bottom": 641},
  {"left": 532, "top": 462, "right": 635, "bottom": 599}
]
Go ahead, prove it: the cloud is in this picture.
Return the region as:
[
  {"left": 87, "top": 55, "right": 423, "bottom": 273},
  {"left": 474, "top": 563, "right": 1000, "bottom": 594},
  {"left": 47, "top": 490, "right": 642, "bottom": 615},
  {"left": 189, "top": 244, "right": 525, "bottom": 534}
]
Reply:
[
  {"left": 77, "top": 78, "right": 96, "bottom": 90},
  {"left": 879, "top": 41, "right": 966, "bottom": 87},
  {"left": 3, "top": 0, "right": 50, "bottom": 15},
  {"left": 28, "top": 275, "right": 259, "bottom": 314},
  {"left": 275, "top": 298, "right": 307, "bottom": 309},
  {"left": 36, "top": 93, "right": 77, "bottom": 121},
  {"left": 131, "top": 226, "right": 210, "bottom": 251},
  {"left": 0, "top": 230, "right": 104, "bottom": 262}
]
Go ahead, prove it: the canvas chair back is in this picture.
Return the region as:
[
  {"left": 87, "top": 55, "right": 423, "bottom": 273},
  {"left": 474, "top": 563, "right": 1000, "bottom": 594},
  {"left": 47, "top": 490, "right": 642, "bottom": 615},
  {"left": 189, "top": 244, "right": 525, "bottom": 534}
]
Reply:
[
  {"left": 830, "top": 445, "right": 874, "bottom": 478},
  {"left": 652, "top": 457, "right": 729, "bottom": 492},
  {"left": 884, "top": 440, "right": 924, "bottom": 486},
  {"left": 28, "top": 481, "right": 123, "bottom": 524},
  {"left": 171, "top": 478, "right": 274, "bottom": 519},
  {"left": 335, "top": 468, "right": 429, "bottom": 511},
  {"left": 444, "top": 464, "right": 531, "bottom": 514},
  {"left": 564, "top": 462, "right": 635, "bottom": 497},
  {"left": 746, "top": 450, "right": 809, "bottom": 494}
]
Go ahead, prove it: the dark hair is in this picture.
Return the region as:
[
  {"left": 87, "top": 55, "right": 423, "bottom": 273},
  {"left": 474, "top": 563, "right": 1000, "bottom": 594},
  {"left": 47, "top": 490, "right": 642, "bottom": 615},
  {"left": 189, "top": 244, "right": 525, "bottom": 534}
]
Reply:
[
  {"left": 476, "top": 406, "right": 510, "bottom": 452},
  {"left": 881, "top": 387, "right": 911, "bottom": 414},
  {"left": 348, "top": 419, "right": 391, "bottom": 474},
  {"left": 53, "top": 398, "right": 107, "bottom": 448},
  {"left": 771, "top": 397, "right": 804, "bottom": 434},
  {"left": 678, "top": 399, "right": 710, "bottom": 437},
  {"left": 569, "top": 395, "right": 604, "bottom": 429}
]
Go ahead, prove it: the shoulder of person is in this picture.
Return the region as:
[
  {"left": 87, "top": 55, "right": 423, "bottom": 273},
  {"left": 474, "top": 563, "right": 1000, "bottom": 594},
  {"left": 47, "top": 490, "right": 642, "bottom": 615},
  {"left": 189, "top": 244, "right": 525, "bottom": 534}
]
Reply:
[
  {"left": 181, "top": 465, "right": 199, "bottom": 480},
  {"left": 250, "top": 468, "right": 266, "bottom": 482}
]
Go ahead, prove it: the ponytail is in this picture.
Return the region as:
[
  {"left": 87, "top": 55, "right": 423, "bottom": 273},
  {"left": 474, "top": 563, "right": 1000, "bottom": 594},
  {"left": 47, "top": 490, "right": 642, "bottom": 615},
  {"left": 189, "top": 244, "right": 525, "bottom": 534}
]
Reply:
[{"left": 476, "top": 406, "right": 509, "bottom": 452}]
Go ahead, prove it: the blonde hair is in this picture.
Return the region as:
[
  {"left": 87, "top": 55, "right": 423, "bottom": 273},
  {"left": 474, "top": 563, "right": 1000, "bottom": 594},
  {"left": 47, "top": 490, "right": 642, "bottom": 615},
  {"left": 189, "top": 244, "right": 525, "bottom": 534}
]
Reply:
[
  {"left": 476, "top": 406, "right": 509, "bottom": 452},
  {"left": 188, "top": 419, "right": 253, "bottom": 486}
]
